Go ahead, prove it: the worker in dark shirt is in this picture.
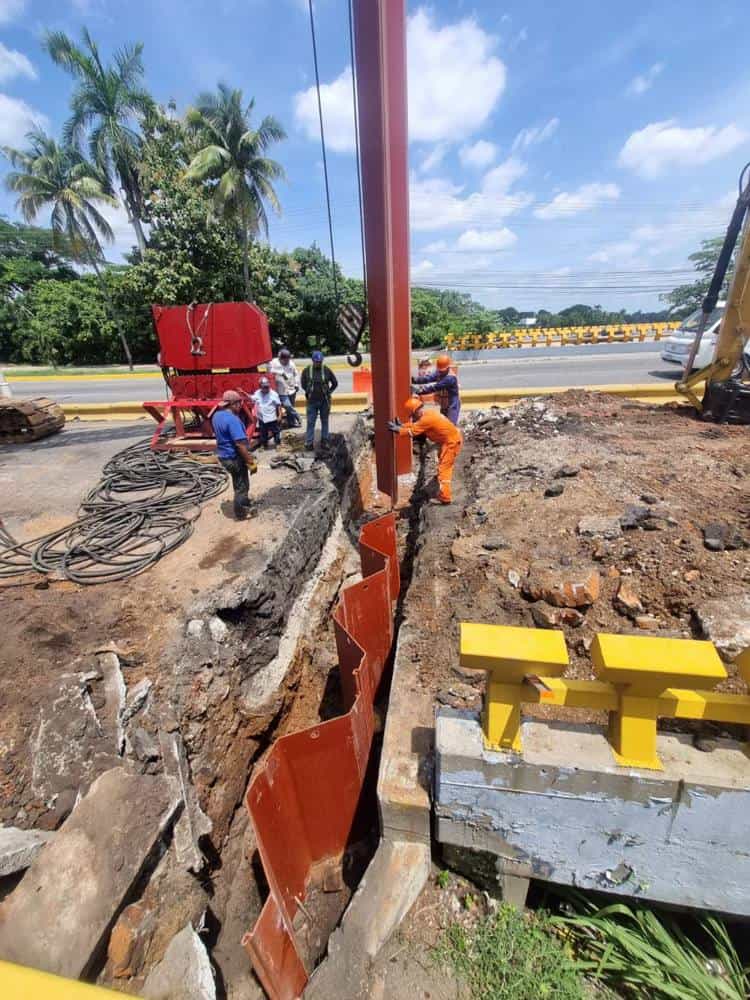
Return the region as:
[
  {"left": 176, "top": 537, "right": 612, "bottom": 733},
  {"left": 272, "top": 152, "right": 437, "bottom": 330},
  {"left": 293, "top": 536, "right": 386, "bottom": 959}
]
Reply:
[
  {"left": 301, "top": 350, "right": 338, "bottom": 450},
  {"left": 211, "top": 390, "right": 258, "bottom": 519},
  {"left": 411, "top": 353, "right": 461, "bottom": 424}
]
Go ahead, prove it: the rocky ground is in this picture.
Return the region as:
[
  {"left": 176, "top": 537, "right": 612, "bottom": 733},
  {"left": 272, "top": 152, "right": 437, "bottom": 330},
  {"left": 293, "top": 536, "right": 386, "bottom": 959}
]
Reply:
[{"left": 406, "top": 392, "right": 750, "bottom": 727}]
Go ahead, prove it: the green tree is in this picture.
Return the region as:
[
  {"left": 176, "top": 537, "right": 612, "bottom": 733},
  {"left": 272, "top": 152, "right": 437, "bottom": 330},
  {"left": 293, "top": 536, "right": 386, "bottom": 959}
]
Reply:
[
  {"left": 43, "top": 28, "right": 153, "bottom": 257},
  {"left": 2, "top": 128, "right": 134, "bottom": 367},
  {"left": 664, "top": 235, "right": 738, "bottom": 316},
  {"left": 184, "top": 84, "right": 286, "bottom": 300}
]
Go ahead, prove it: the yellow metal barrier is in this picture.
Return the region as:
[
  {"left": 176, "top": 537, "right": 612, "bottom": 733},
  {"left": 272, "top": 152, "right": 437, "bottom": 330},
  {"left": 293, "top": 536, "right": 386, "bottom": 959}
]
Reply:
[
  {"left": 445, "top": 322, "right": 679, "bottom": 351},
  {"left": 0, "top": 961, "right": 121, "bottom": 996},
  {"left": 459, "top": 624, "right": 750, "bottom": 770}
]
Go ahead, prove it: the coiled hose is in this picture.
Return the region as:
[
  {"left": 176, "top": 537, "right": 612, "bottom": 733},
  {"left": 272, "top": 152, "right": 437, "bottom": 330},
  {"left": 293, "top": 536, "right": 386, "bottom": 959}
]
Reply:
[{"left": 0, "top": 438, "right": 228, "bottom": 585}]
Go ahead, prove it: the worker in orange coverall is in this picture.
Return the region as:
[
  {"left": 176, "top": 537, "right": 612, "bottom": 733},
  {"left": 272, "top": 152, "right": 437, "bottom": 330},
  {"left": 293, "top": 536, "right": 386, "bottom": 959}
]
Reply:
[{"left": 388, "top": 397, "right": 463, "bottom": 504}]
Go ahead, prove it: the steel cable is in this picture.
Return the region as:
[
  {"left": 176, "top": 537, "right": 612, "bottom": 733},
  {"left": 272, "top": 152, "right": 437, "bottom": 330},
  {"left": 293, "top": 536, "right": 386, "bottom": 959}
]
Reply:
[{"left": 0, "top": 438, "right": 227, "bottom": 585}]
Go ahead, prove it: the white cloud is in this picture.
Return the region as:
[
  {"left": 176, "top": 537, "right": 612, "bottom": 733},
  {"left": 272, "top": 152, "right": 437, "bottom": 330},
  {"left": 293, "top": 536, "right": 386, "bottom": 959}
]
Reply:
[
  {"left": 456, "top": 227, "right": 517, "bottom": 250},
  {"left": 0, "top": 93, "right": 48, "bottom": 147},
  {"left": 412, "top": 259, "right": 435, "bottom": 278},
  {"left": 294, "top": 6, "right": 506, "bottom": 152},
  {"left": 410, "top": 156, "right": 532, "bottom": 231},
  {"left": 587, "top": 240, "right": 639, "bottom": 264},
  {"left": 459, "top": 140, "right": 497, "bottom": 169},
  {"left": 0, "top": 0, "right": 25, "bottom": 25},
  {"left": 419, "top": 143, "right": 448, "bottom": 173},
  {"left": 422, "top": 240, "right": 448, "bottom": 253},
  {"left": 98, "top": 201, "right": 143, "bottom": 263},
  {"left": 293, "top": 66, "right": 355, "bottom": 154},
  {"left": 0, "top": 43, "right": 36, "bottom": 83},
  {"left": 626, "top": 62, "right": 663, "bottom": 97},
  {"left": 618, "top": 119, "right": 749, "bottom": 179},
  {"left": 533, "top": 182, "right": 620, "bottom": 220},
  {"left": 511, "top": 117, "right": 559, "bottom": 153}
]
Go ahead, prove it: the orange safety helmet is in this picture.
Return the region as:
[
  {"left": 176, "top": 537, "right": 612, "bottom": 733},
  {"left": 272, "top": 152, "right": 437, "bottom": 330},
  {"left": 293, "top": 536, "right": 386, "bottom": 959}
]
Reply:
[
  {"left": 403, "top": 396, "right": 423, "bottom": 417},
  {"left": 435, "top": 353, "right": 452, "bottom": 371}
]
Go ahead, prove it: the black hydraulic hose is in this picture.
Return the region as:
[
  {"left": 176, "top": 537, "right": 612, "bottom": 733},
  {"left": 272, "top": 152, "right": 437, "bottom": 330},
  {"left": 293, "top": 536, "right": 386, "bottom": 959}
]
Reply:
[
  {"left": 0, "top": 438, "right": 228, "bottom": 586},
  {"left": 702, "top": 162, "right": 750, "bottom": 315}
]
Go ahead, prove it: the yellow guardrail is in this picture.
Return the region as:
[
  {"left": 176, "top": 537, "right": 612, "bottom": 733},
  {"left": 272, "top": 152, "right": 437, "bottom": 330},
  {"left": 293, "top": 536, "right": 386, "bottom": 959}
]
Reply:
[
  {"left": 0, "top": 960, "right": 120, "bottom": 997},
  {"left": 460, "top": 623, "right": 750, "bottom": 770},
  {"left": 58, "top": 384, "right": 684, "bottom": 422},
  {"left": 444, "top": 321, "right": 681, "bottom": 352}
]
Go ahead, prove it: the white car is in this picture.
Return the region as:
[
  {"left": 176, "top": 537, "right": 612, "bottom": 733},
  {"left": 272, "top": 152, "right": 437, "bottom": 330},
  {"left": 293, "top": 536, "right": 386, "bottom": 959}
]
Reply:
[{"left": 661, "top": 303, "right": 725, "bottom": 370}]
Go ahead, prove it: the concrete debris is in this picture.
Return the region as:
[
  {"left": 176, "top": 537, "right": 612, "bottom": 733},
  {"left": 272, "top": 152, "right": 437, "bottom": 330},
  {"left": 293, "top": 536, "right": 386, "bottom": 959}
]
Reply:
[
  {"left": 693, "top": 596, "right": 750, "bottom": 661},
  {"left": 684, "top": 569, "right": 701, "bottom": 583},
  {"left": 142, "top": 923, "right": 216, "bottom": 1000},
  {"left": 620, "top": 505, "right": 651, "bottom": 530},
  {"left": 544, "top": 483, "right": 564, "bottom": 498},
  {"left": 482, "top": 536, "right": 509, "bottom": 551},
  {"left": 186, "top": 619, "right": 205, "bottom": 638},
  {"left": 99, "top": 651, "right": 126, "bottom": 754},
  {"left": 129, "top": 726, "right": 161, "bottom": 763},
  {"left": 159, "top": 731, "right": 212, "bottom": 873},
  {"left": 614, "top": 580, "right": 644, "bottom": 618},
  {"left": 0, "top": 768, "right": 179, "bottom": 980},
  {"left": 634, "top": 614, "right": 661, "bottom": 630},
  {"left": 507, "top": 569, "right": 521, "bottom": 589},
  {"left": 523, "top": 565, "right": 600, "bottom": 608},
  {"left": 0, "top": 826, "right": 54, "bottom": 877},
  {"left": 122, "top": 677, "right": 152, "bottom": 725},
  {"left": 577, "top": 515, "right": 621, "bottom": 540},
  {"left": 703, "top": 523, "right": 747, "bottom": 552},
  {"left": 640, "top": 493, "right": 660, "bottom": 505},
  {"left": 554, "top": 465, "right": 580, "bottom": 479},
  {"left": 207, "top": 616, "right": 228, "bottom": 643},
  {"left": 531, "top": 602, "right": 584, "bottom": 629}
]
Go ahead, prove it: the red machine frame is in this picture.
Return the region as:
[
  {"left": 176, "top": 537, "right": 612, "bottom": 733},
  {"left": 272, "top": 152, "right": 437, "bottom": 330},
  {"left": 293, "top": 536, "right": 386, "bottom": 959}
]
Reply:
[{"left": 143, "top": 300, "right": 273, "bottom": 452}]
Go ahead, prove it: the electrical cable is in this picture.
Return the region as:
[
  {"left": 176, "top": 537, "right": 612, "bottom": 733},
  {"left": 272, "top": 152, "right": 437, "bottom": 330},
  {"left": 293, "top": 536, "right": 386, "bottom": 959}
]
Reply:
[
  {"left": 307, "top": 0, "right": 340, "bottom": 344},
  {"left": 0, "top": 438, "right": 227, "bottom": 585}
]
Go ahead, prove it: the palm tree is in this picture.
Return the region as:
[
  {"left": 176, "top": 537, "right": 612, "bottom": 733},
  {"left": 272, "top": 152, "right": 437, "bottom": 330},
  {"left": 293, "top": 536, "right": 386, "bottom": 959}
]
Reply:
[
  {"left": 3, "top": 128, "right": 134, "bottom": 368},
  {"left": 185, "top": 85, "right": 286, "bottom": 300},
  {"left": 43, "top": 28, "right": 153, "bottom": 257}
]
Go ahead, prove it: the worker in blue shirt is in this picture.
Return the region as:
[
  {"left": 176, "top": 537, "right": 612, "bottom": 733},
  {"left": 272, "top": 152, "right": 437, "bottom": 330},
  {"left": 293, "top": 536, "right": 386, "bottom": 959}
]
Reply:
[
  {"left": 211, "top": 390, "right": 257, "bottom": 519},
  {"left": 411, "top": 353, "right": 461, "bottom": 425}
]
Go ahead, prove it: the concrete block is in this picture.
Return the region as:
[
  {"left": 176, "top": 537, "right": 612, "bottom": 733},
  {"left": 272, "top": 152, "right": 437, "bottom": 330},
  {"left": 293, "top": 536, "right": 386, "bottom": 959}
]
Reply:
[
  {"left": 0, "top": 826, "right": 53, "bottom": 877},
  {"left": 435, "top": 711, "right": 750, "bottom": 916},
  {"left": 0, "top": 767, "right": 179, "bottom": 979},
  {"left": 142, "top": 923, "right": 216, "bottom": 1000}
]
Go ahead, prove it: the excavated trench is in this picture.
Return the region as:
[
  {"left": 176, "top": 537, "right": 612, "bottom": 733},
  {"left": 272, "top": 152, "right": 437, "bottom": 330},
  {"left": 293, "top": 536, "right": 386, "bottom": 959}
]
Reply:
[{"left": 85, "top": 417, "right": 429, "bottom": 998}]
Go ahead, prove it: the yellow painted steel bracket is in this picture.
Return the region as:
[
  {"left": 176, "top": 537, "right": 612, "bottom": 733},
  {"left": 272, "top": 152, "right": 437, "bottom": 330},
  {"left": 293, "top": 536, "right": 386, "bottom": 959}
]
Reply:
[
  {"left": 0, "top": 961, "right": 121, "bottom": 997},
  {"left": 460, "top": 624, "right": 750, "bottom": 770}
]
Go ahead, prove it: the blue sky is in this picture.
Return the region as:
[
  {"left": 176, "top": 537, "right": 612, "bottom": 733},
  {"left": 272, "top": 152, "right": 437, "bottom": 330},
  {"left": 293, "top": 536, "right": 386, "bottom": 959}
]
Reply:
[{"left": 1, "top": 0, "right": 749, "bottom": 311}]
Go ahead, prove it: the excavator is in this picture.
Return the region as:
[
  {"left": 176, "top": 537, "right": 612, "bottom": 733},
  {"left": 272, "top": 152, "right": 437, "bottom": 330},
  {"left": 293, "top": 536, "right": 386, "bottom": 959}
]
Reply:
[{"left": 676, "top": 160, "right": 750, "bottom": 422}]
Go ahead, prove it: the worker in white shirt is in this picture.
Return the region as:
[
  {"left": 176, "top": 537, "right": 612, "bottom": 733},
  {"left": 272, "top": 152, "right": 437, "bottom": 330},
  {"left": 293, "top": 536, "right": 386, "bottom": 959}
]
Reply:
[
  {"left": 251, "top": 377, "right": 284, "bottom": 449},
  {"left": 268, "top": 348, "right": 301, "bottom": 428}
]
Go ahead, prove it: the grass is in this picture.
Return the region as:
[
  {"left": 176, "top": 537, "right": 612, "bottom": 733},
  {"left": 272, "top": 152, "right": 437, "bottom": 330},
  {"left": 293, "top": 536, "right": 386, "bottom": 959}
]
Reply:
[
  {"left": 435, "top": 903, "right": 591, "bottom": 1000},
  {"left": 553, "top": 896, "right": 749, "bottom": 1000}
]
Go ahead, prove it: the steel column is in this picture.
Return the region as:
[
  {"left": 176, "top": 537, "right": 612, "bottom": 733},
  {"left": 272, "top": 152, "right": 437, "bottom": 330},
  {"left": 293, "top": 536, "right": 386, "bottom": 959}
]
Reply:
[{"left": 353, "top": 0, "right": 412, "bottom": 499}]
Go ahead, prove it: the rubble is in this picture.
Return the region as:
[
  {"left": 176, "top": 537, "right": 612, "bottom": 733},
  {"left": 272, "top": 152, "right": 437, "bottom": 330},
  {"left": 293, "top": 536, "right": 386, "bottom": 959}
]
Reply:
[
  {"left": 523, "top": 565, "right": 600, "bottom": 608},
  {"left": 703, "top": 522, "right": 747, "bottom": 552},
  {"left": 544, "top": 483, "right": 564, "bottom": 498},
  {"left": 577, "top": 515, "right": 621, "bottom": 540},
  {"left": 0, "top": 826, "right": 53, "bottom": 877},
  {"left": 554, "top": 465, "right": 580, "bottom": 479},
  {"left": 160, "top": 732, "right": 212, "bottom": 874},
  {"left": 620, "top": 505, "right": 652, "bottom": 530},
  {"left": 481, "top": 536, "right": 508, "bottom": 551},
  {"left": 0, "top": 768, "right": 179, "bottom": 979},
  {"left": 614, "top": 580, "right": 644, "bottom": 618},
  {"left": 694, "top": 596, "right": 750, "bottom": 661},
  {"left": 142, "top": 923, "right": 216, "bottom": 1000},
  {"left": 107, "top": 901, "right": 155, "bottom": 978}
]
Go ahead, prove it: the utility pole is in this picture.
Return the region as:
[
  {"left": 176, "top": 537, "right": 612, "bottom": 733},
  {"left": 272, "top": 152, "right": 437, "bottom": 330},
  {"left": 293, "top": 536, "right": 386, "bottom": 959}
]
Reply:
[{"left": 352, "top": 0, "right": 413, "bottom": 499}]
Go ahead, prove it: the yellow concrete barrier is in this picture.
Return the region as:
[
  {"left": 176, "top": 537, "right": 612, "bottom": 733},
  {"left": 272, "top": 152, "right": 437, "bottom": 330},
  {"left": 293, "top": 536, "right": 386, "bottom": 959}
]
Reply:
[{"left": 460, "top": 623, "right": 750, "bottom": 770}]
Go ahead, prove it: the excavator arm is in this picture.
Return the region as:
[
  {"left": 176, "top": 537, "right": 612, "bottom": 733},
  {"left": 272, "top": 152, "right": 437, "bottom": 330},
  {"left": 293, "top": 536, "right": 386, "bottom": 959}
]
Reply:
[{"left": 676, "top": 161, "right": 750, "bottom": 419}]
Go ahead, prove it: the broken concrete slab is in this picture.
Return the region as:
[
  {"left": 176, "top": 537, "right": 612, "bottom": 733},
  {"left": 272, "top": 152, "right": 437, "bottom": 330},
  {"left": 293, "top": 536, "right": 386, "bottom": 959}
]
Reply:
[
  {"left": 694, "top": 595, "right": 750, "bottom": 661},
  {"left": 142, "top": 923, "right": 216, "bottom": 1000},
  {"left": 0, "top": 767, "right": 179, "bottom": 979},
  {"left": 159, "top": 732, "right": 212, "bottom": 874},
  {"left": 0, "top": 826, "right": 53, "bottom": 876},
  {"left": 577, "top": 515, "right": 621, "bottom": 540}
]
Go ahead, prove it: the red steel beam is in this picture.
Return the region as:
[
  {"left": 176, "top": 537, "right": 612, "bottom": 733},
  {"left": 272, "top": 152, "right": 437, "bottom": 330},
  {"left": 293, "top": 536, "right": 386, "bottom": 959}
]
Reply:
[{"left": 353, "top": 0, "right": 412, "bottom": 499}]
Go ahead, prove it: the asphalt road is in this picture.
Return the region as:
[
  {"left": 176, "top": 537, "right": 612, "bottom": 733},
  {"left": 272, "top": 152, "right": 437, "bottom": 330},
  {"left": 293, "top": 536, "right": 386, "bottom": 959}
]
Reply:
[{"left": 8, "top": 342, "right": 681, "bottom": 404}]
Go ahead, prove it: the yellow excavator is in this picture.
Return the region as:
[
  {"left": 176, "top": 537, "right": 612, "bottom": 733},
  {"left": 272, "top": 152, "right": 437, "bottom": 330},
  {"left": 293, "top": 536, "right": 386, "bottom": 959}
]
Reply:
[{"left": 676, "top": 160, "right": 750, "bottom": 421}]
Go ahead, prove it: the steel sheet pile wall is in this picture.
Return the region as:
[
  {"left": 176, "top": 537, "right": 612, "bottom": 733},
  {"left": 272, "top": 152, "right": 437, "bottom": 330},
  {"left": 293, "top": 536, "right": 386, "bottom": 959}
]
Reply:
[{"left": 242, "top": 512, "right": 399, "bottom": 1000}]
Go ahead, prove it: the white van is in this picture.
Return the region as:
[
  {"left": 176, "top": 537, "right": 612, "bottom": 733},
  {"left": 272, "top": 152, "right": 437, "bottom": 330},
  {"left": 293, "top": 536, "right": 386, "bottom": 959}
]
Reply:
[{"left": 661, "top": 303, "right": 725, "bottom": 369}]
